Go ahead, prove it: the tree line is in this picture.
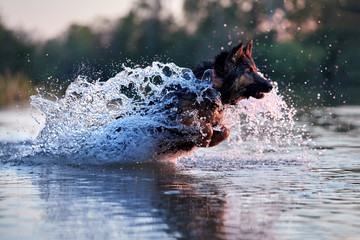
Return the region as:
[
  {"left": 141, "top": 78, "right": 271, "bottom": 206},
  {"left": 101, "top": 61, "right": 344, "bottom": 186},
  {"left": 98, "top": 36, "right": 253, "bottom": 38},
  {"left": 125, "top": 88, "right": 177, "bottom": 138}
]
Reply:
[{"left": 1, "top": 0, "right": 359, "bottom": 106}]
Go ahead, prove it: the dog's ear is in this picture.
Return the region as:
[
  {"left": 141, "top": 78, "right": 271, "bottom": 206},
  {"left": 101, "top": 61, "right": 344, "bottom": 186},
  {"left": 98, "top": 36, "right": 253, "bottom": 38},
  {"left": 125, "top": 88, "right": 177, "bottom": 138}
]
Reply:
[
  {"left": 245, "top": 40, "right": 253, "bottom": 56},
  {"left": 232, "top": 42, "right": 244, "bottom": 62}
]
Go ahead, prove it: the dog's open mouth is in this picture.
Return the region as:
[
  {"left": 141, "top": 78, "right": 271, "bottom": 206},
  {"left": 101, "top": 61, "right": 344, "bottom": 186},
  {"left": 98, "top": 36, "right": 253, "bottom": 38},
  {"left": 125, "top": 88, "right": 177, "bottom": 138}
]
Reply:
[
  {"left": 254, "top": 92, "right": 265, "bottom": 99},
  {"left": 253, "top": 86, "right": 273, "bottom": 99},
  {"left": 251, "top": 81, "right": 273, "bottom": 99}
]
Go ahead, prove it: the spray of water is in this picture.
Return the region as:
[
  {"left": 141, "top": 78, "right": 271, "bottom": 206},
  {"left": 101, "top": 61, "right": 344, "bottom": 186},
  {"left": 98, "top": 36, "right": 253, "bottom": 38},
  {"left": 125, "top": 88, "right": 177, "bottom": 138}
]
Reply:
[
  {"left": 24, "top": 62, "right": 312, "bottom": 166},
  {"left": 181, "top": 81, "right": 314, "bottom": 170}
]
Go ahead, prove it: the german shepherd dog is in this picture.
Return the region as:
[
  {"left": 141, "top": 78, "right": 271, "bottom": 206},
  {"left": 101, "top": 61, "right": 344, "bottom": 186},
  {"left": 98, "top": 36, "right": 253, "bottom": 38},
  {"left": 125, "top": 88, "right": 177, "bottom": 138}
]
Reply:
[{"left": 162, "top": 40, "right": 273, "bottom": 151}]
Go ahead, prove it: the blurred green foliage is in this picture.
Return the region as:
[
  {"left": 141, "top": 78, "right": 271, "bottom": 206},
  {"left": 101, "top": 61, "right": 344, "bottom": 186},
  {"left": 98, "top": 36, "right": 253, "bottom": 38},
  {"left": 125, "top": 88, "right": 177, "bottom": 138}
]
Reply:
[{"left": 0, "top": 0, "right": 360, "bottom": 107}]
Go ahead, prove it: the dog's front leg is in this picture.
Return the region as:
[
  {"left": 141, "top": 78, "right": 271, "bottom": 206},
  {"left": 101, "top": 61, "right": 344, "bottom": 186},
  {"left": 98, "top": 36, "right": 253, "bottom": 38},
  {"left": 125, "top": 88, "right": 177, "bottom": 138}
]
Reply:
[
  {"left": 208, "top": 124, "right": 230, "bottom": 147},
  {"left": 197, "top": 121, "right": 213, "bottom": 147},
  {"left": 180, "top": 116, "right": 213, "bottom": 147}
]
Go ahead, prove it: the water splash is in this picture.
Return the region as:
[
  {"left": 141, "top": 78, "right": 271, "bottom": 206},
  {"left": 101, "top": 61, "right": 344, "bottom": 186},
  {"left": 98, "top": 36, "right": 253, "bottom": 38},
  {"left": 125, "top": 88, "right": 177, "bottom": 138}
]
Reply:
[
  {"left": 27, "top": 62, "right": 207, "bottom": 164},
  {"left": 181, "top": 81, "right": 315, "bottom": 169},
  {"left": 19, "top": 62, "right": 312, "bottom": 166}
]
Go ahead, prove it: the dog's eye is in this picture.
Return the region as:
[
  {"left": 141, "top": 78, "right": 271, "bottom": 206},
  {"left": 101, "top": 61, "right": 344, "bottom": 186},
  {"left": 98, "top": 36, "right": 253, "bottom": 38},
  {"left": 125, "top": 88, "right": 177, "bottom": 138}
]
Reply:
[{"left": 245, "top": 68, "right": 251, "bottom": 74}]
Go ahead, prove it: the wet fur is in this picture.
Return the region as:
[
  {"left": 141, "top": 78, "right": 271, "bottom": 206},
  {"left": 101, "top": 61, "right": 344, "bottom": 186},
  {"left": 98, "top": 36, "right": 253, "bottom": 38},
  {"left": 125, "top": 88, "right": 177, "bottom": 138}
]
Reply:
[{"left": 170, "top": 40, "right": 273, "bottom": 150}]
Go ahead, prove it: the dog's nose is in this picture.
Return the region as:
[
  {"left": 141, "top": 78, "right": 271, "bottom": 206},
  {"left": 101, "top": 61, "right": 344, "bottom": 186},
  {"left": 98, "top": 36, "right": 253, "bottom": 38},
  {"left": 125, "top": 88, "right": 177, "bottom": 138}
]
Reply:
[
  {"left": 256, "top": 75, "right": 273, "bottom": 93},
  {"left": 260, "top": 80, "right": 273, "bottom": 93},
  {"left": 266, "top": 81, "right": 273, "bottom": 92}
]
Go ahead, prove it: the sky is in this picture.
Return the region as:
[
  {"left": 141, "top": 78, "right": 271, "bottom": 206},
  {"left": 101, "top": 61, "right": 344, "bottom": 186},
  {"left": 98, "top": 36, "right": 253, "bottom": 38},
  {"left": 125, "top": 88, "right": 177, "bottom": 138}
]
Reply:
[{"left": 0, "top": 0, "right": 135, "bottom": 40}]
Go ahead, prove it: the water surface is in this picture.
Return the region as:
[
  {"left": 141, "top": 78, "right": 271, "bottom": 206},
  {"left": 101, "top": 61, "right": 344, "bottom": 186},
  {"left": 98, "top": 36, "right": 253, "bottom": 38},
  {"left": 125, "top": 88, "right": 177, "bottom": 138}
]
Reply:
[
  {"left": 1, "top": 63, "right": 359, "bottom": 239},
  {"left": 1, "top": 106, "right": 359, "bottom": 240}
]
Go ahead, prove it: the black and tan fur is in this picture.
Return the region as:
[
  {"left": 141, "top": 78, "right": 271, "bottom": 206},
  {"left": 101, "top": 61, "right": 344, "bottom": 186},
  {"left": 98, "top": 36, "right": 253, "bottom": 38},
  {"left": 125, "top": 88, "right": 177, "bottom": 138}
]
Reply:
[{"left": 168, "top": 40, "right": 273, "bottom": 150}]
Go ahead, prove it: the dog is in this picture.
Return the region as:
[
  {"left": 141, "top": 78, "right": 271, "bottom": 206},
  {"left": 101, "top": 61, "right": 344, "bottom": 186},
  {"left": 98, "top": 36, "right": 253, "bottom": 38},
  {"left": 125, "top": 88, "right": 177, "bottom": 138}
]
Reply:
[{"left": 160, "top": 40, "right": 273, "bottom": 152}]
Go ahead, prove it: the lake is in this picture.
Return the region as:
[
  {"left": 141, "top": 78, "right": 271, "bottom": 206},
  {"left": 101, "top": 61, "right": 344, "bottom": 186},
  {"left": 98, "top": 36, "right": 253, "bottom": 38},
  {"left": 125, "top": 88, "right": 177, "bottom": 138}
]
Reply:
[{"left": 1, "top": 105, "right": 360, "bottom": 240}]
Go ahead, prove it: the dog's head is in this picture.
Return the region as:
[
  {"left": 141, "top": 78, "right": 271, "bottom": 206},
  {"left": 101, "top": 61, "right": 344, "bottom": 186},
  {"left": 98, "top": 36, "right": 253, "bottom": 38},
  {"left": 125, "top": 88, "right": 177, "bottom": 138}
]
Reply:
[{"left": 212, "top": 40, "right": 273, "bottom": 105}]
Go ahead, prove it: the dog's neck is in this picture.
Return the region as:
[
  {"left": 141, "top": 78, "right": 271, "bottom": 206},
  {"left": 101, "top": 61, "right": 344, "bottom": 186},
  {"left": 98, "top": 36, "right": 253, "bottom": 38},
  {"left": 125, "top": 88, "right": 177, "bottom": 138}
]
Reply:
[
  {"left": 211, "top": 68, "right": 238, "bottom": 105},
  {"left": 211, "top": 69, "right": 224, "bottom": 89}
]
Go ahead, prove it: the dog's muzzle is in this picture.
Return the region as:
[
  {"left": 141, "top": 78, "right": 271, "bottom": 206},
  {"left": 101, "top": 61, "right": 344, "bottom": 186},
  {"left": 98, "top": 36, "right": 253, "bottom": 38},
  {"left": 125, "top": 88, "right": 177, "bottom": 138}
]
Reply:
[
  {"left": 254, "top": 81, "right": 273, "bottom": 99},
  {"left": 251, "top": 75, "right": 273, "bottom": 99}
]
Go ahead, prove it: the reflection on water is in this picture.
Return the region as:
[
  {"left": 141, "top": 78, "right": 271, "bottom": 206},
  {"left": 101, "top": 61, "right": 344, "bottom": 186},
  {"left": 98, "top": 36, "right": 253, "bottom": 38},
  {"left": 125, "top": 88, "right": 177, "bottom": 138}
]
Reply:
[
  {"left": 1, "top": 106, "right": 360, "bottom": 240},
  {"left": 0, "top": 164, "right": 226, "bottom": 239},
  {"left": 0, "top": 163, "right": 296, "bottom": 240}
]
